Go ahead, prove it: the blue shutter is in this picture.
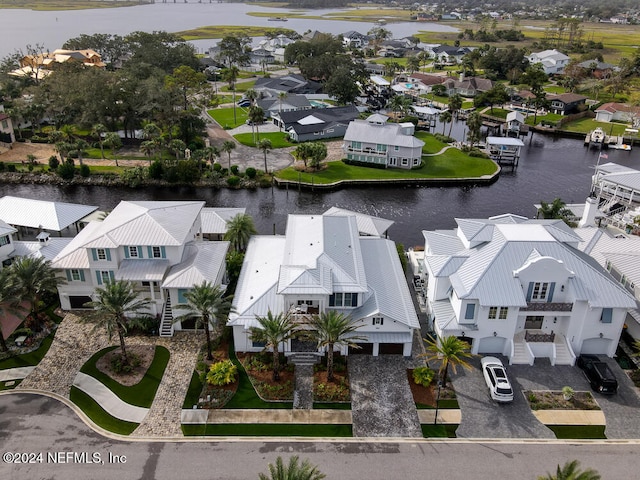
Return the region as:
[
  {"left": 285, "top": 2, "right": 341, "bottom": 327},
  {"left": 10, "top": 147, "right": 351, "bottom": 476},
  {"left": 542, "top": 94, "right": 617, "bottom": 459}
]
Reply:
[
  {"left": 109, "top": 271, "right": 115, "bottom": 283},
  {"left": 96, "top": 271, "right": 102, "bottom": 285},
  {"left": 601, "top": 308, "right": 613, "bottom": 324},
  {"left": 352, "top": 293, "right": 358, "bottom": 307},
  {"left": 465, "top": 303, "right": 475, "bottom": 320},
  {"left": 329, "top": 294, "right": 335, "bottom": 306},
  {"left": 547, "top": 282, "right": 556, "bottom": 302},
  {"left": 91, "top": 248, "right": 98, "bottom": 261},
  {"left": 137, "top": 246, "right": 143, "bottom": 258},
  {"left": 79, "top": 270, "right": 85, "bottom": 282},
  {"left": 105, "top": 249, "right": 111, "bottom": 261},
  {"left": 65, "top": 270, "right": 72, "bottom": 281},
  {"left": 160, "top": 246, "right": 166, "bottom": 259},
  {"left": 526, "top": 282, "right": 534, "bottom": 301},
  {"left": 124, "top": 246, "right": 130, "bottom": 259},
  {"left": 147, "top": 246, "right": 153, "bottom": 258}
]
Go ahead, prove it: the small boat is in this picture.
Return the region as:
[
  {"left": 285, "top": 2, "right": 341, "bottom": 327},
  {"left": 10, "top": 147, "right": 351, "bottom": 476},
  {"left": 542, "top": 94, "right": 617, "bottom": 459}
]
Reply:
[
  {"left": 588, "top": 127, "right": 605, "bottom": 147},
  {"left": 268, "top": 17, "right": 288, "bottom": 21}
]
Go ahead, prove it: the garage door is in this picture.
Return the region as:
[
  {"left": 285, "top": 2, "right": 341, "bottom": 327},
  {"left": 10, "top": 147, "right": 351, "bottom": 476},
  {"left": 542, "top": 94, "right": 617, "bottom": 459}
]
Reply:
[
  {"left": 349, "top": 343, "right": 373, "bottom": 355},
  {"left": 477, "top": 336, "right": 507, "bottom": 354},
  {"left": 580, "top": 337, "right": 612, "bottom": 355},
  {"left": 69, "top": 296, "right": 93, "bottom": 309},
  {"left": 379, "top": 343, "right": 403, "bottom": 355}
]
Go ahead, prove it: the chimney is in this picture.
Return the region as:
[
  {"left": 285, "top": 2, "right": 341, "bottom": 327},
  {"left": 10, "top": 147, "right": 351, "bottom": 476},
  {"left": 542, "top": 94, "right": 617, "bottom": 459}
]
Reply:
[
  {"left": 460, "top": 72, "right": 465, "bottom": 82},
  {"left": 578, "top": 196, "right": 598, "bottom": 228},
  {"left": 36, "top": 231, "right": 50, "bottom": 246}
]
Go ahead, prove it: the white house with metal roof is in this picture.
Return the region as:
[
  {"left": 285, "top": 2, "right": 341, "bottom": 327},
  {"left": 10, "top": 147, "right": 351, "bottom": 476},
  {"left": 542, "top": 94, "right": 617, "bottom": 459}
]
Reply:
[
  {"left": 323, "top": 207, "right": 394, "bottom": 238},
  {"left": 200, "top": 207, "right": 246, "bottom": 240},
  {"left": 527, "top": 49, "right": 570, "bottom": 75},
  {"left": 51, "top": 201, "right": 230, "bottom": 337},
  {"left": 343, "top": 114, "right": 424, "bottom": 169},
  {"left": 228, "top": 213, "right": 419, "bottom": 357},
  {"left": 420, "top": 215, "right": 636, "bottom": 366}
]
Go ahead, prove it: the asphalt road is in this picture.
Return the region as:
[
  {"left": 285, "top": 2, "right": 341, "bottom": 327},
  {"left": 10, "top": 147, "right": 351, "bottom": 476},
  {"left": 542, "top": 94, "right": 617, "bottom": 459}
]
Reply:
[{"left": 0, "top": 393, "right": 638, "bottom": 480}]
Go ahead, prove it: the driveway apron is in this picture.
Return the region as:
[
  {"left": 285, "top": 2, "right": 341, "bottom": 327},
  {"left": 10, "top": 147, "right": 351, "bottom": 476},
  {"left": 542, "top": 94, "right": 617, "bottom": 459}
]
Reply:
[
  {"left": 348, "top": 355, "right": 422, "bottom": 438},
  {"left": 451, "top": 357, "right": 554, "bottom": 439}
]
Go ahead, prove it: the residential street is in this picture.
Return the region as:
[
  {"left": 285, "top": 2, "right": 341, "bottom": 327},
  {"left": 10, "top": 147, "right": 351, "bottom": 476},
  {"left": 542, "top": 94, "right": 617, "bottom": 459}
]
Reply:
[{"left": 1, "top": 393, "right": 638, "bottom": 480}]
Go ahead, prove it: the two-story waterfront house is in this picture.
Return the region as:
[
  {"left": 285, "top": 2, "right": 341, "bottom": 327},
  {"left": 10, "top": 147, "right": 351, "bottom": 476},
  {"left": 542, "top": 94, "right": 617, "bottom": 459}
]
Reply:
[
  {"left": 52, "top": 201, "right": 229, "bottom": 336},
  {"left": 228, "top": 213, "right": 420, "bottom": 357},
  {"left": 343, "top": 114, "right": 424, "bottom": 169},
  {"left": 420, "top": 215, "right": 636, "bottom": 366}
]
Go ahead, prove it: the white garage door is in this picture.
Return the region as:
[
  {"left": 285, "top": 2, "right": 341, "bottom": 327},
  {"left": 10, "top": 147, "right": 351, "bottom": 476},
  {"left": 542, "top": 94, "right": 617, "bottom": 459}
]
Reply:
[
  {"left": 580, "top": 337, "right": 612, "bottom": 355},
  {"left": 477, "top": 336, "right": 507, "bottom": 354}
]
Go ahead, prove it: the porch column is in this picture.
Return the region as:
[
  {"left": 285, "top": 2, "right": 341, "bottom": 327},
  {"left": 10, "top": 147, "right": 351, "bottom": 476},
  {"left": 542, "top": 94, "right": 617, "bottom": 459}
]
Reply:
[
  {"left": 403, "top": 342, "right": 412, "bottom": 357},
  {"left": 372, "top": 343, "right": 380, "bottom": 357},
  {"left": 149, "top": 281, "right": 156, "bottom": 301}
]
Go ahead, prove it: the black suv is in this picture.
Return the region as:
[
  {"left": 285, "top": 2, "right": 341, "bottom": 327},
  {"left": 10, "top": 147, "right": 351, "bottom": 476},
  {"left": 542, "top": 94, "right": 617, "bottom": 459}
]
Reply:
[{"left": 576, "top": 355, "right": 618, "bottom": 394}]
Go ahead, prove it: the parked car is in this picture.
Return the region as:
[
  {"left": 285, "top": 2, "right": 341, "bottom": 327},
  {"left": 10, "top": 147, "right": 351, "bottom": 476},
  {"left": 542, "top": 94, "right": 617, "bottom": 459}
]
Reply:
[
  {"left": 237, "top": 99, "right": 251, "bottom": 107},
  {"left": 577, "top": 354, "right": 618, "bottom": 394},
  {"left": 481, "top": 356, "right": 514, "bottom": 403}
]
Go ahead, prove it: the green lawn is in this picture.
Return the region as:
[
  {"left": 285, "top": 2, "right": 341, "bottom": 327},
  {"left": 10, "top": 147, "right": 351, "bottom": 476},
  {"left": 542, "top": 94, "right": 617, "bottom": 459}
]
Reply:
[
  {"left": 208, "top": 107, "right": 249, "bottom": 129},
  {"left": 182, "top": 423, "right": 352, "bottom": 437},
  {"left": 421, "top": 424, "right": 458, "bottom": 438},
  {"left": 560, "top": 117, "right": 631, "bottom": 136},
  {"left": 544, "top": 85, "right": 566, "bottom": 94},
  {"left": 414, "top": 131, "right": 451, "bottom": 153},
  {"left": 219, "top": 80, "right": 257, "bottom": 93},
  {"left": 79, "top": 345, "right": 170, "bottom": 408},
  {"left": 547, "top": 425, "right": 606, "bottom": 439},
  {"left": 0, "top": 333, "right": 55, "bottom": 370},
  {"left": 233, "top": 131, "right": 292, "bottom": 148},
  {"left": 69, "top": 386, "right": 139, "bottom": 435},
  {"left": 183, "top": 370, "right": 203, "bottom": 409},
  {"left": 276, "top": 154, "right": 497, "bottom": 185},
  {"left": 525, "top": 112, "right": 563, "bottom": 126}
]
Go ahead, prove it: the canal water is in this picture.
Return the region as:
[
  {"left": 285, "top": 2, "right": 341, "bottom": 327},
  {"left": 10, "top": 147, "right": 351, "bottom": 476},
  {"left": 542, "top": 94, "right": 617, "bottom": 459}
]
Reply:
[{"left": 1, "top": 135, "right": 637, "bottom": 248}]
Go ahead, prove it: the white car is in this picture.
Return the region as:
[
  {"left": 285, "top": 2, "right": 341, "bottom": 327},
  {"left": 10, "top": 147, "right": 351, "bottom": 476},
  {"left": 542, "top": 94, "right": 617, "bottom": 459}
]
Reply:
[{"left": 481, "top": 356, "right": 514, "bottom": 403}]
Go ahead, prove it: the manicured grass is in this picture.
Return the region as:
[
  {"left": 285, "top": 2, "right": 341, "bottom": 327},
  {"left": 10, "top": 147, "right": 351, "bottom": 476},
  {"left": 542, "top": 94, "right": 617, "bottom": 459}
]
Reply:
[
  {"left": 70, "top": 386, "right": 139, "bottom": 435},
  {"left": 421, "top": 424, "right": 458, "bottom": 438},
  {"left": 547, "top": 425, "right": 606, "bottom": 439},
  {"left": 544, "top": 85, "right": 566, "bottom": 94},
  {"left": 560, "top": 117, "right": 631, "bottom": 136},
  {"left": 0, "top": 333, "right": 55, "bottom": 370},
  {"left": 182, "top": 423, "right": 353, "bottom": 437},
  {"left": 525, "top": 112, "right": 563, "bottom": 126},
  {"left": 208, "top": 107, "right": 249, "bottom": 129},
  {"left": 312, "top": 402, "right": 351, "bottom": 410},
  {"left": 233, "top": 132, "right": 292, "bottom": 148},
  {"left": 0, "top": 379, "right": 23, "bottom": 391},
  {"left": 414, "top": 131, "right": 450, "bottom": 153},
  {"left": 79, "top": 345, "right": 170, "bottom": 408},
  {"left": 183, "top": 370, "right": 203, "bottom": 409},
  {"left": 226, "top": 340, "right": 292, "bottom": 409},
  {"left": 219, "top": 80, "right": 257, "bottom": 94}
]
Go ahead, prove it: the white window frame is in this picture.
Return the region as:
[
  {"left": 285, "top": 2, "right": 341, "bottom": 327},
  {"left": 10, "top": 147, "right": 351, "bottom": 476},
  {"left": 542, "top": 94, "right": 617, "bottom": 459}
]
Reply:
[
  {"left": 152, "top": 246, "right": 162, "bottom": 258},
  {"left": 129, "top": 246, "right": 139, "bottom": 258},
  {"left": 499, "top": 307, "right": 508, "bottom": 320},
  {"left": 488, "top": 307, "right": 497, "bottom": 320},
  {"left": 100, "top": 271, "right": 111, "bottom": 284},
  {"left": 96, "top": 248, "right": 107, "bottom": 260},
  {"left": 373, "top": 317, "right": 384, "bottom": 325},
  {"left": 0, "top": 235, "right": 9, "bottom": 246},
  {"left": 71, "top": 269, "right": 81, "bottom": 281},
  {"left": 531, "top": 282, "right": 549, "bottom": 301}
]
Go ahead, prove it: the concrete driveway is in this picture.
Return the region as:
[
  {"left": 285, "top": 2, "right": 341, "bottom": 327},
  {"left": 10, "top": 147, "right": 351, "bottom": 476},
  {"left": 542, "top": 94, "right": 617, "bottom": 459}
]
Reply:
[
  {"left": 450, "top": 356, "right": 554, "bottom": 439},
  {"left": 452, "top": 355, "right": 640, "bottom": 439}
]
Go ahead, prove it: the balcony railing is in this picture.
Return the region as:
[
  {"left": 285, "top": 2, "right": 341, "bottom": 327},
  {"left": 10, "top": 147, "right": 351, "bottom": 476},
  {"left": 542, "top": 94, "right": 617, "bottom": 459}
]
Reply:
[
  {"left": 521, "top": 302, "right": 573, "bottom": 312},
  {"left": 525, "top": 330, "right": 555, "bottom": 343}
]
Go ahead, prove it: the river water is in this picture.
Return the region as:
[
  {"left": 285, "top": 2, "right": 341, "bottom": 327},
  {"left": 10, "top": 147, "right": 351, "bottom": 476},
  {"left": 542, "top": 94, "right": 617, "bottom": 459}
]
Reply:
[
  {"left": 0, "top": 3, "right": 456, "bottom": 58},
  {"left": 1, "top": 134, "right": 638, "bottom": 247}
]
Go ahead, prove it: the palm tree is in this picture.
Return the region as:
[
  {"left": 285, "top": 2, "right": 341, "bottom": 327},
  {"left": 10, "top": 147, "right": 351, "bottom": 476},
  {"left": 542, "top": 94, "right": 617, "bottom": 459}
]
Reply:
[
  {"left": 221, "top": 140, "right": 236, "bottom": 170},
  {"left": 244, "top": 88, "right": 258, "bottom": 106},
  {"left": 538, "top": 198, "right": 576, "bottom": 227},
  {"left": 175, "top": 281, "right": 234, "bottom": 361},
  {"left": 250, "top": 310, "right": 297, "bottom": 381},
  {"left": 248, "top": 106, "right": 265, "bottom": 143},
  {"left": 224, "top": 213, "right": 257, "bottom": 252},
  {"left": 258, "top": 138, "right": 272, "bottom": 174},
  {"left": 103, "top": 132, "right": 122, "bottom": 167},
  {"left": 92, "top": 123, "right": 107, "bottom": 159},
  {"left": 84, "top": 280, "right": 152, "bottom": 365},
  {"left": 447, "top": 94, "right": 463, "bottom": 136},
  {"left": 387, "top": 95, "right": 411, "bottom": 121},
  {"left": 75, "top": 139, "right": 89, "bottom": 166},
  {"left": 439, "top": 110, "right": 452, "bottom": 135},
  {"left": 140, "top": 140, "right": 155, "bottom": 162},
  {"left": 537, "top": 460, "right": 601, "bottom": 480},
  {"left": 0, "top": 269, "right": 25, "bottom": 352},
  {"left": 308, "top": 311, "right": 366, "bottom": 382},
  {"left": 421, "top": 335, "right": 473, "bottom": 388},
  {"left": 258, "top": 456, "right": 326, "bottom": 480},
  {"left": 10, "top": 257, "right": 59, "bottom": 329}
]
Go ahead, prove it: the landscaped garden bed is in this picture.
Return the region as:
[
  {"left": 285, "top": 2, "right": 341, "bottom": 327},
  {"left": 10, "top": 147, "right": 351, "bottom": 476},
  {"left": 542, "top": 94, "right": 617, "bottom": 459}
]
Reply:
[
  {"left": 407, "top": 368, "right": 458, "bottom": 409},
  {"left": 313, "top": 356, "right": 351, "bottom": 403},
  {"left": 524, "top": 390, "right": 600, "bottom": 410}
]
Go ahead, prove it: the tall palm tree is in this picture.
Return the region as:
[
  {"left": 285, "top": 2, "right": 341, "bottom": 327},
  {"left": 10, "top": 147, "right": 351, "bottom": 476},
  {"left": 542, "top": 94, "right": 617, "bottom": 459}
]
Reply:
[
  {"left": 250, "top": 310, "right": 297, "bottom": 381},
  {"left": 258, "top": 456, "right": 326, "bottom": 480},
  {"left": 421, "top": 335, "right": 473, "bottom": 388},
  {"left": 248, "top": 105, "right": 265, "bottom": 143},
  {"left": 84, "top": 280, "right": 152, "bottom": 365},
  {"left": 537, "top": 460, "right": 601, "bottom": 480},
  {"left": 10, "top": 257, "right": 59, "bottom": 329},
  {"left": 75, "top": 139, "right": 89, "bottom": 166},
  {"left": 91, "top": 123, "right": 107, "bottom": 159},
  {"left": 258, "top": 138, "right": 272, "bottom": 174},
  {"left": 308, "top": 311, "right": 366, "bottom": 382},
  {"left": 224, "top": 213, "right": 257, "bottom": 253},
  {"left": 447, "top": 93, "right": 463, "bottom": 136},
  {"left": 439, "top": 110, "right": 452, "bottom": 135},
  {"left": 175, "top": 281, "right": 233, "bottom": 361},
  {"left": 221, "top": 140, "right": 236, "bottom": 170},
  {"left": 0, "top": 269, "right": 25, "bottom": 352},
  {"left": 244, "top": 88, "right": 258, "bottom": 106},
  {"left": 103, "top": 132, "right": 122, "bottom": 167},
  {"left": 538, "top": 198, "right": 576, "bottom": 227}
]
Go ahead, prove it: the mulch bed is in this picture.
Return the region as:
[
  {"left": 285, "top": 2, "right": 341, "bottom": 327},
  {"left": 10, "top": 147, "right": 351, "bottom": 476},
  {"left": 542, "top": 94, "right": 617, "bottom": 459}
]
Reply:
[
  {"left": 407, "top": 369, "right": 456, "bottom": 407},
  {"left": 95, "top": 345, "right": 156, "bottom": 386},
  {"left": 525, "top": 390, "right": 601, "bottom": 410}
]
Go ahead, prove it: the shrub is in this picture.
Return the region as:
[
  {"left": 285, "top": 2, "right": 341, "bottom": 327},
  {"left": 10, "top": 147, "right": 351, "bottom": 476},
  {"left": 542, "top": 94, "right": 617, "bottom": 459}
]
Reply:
[
  {"left": 0, "top": 162, "right": 5, "bottom": 172},
  {"left": 7, "top": 164, "right": 16, "bottom": 172},
  {"left": 48, "top": 156, "right": 59, "bottom": 170},
  {"left": 148, "top": 160, "right": 163, "bottom": 179},
  {"left": 110, "top": 353, "right": 141, "bottom": 374},
  {"left": 413, "top": 366, "right": 435, "bottom": 387},
  {"left": 230, "top": 165, "right": 239, "bottom": 175},
  {"left": 206, "top": 360, "right": 238, "bottom": 386},
  {"left": 562, "top": 386, "right": 575, "bottom": 400},
  {"left": 226, "top": 175, "right": 241, "bottom": 187},
  {"left": 245, "top": 167, "right": 257, "bottom": 179},
  {"left": 57, "top": 162, "right": 75, "bottom": 180},
  {"left": 213, "top": 162, "right": 222, "bottom": 172},
  {"left": 79, "top": 164, "right": 90, "bottom": 177}
]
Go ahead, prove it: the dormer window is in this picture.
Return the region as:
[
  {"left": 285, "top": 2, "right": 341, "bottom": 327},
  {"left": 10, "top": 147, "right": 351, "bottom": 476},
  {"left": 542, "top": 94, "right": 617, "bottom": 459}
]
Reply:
[
  {"left": 526, "top": 282, "right": 555, "bottom": 302},
  {"left": 329, "top": 293, "right": 358, "bottom": 307}
]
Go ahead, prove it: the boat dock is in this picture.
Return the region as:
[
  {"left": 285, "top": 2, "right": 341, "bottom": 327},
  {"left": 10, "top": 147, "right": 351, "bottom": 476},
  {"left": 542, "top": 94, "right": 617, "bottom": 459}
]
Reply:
[{"left": 584, "top": 132, "right": 633, "bottom": 150}]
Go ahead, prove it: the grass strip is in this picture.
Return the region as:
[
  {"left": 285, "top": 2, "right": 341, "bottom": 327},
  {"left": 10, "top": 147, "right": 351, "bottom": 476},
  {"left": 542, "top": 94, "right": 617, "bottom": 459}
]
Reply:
[
  {"left": 182, "top": 423, "right": 352, "bottom": 437},
  {"left": 226, "top": 338, "right": 292, "bottom": 409},
  {"left": 69, "top": 386, "right": 139, "bottom": 435},
  {"left": 79, "top": 345, "right": 170, "bottom": 408},
  {"left": 421, "top": 423, "right": 458, "bottom": 438},
  {"left": 0, "top": 379, "right": 23, "bottom": 391},
  {"left": 0, "top": 333, "right": 55, "bottom": 370},
  {"left": 183, "top": 370, "right": 203, "bottom": 409},
  {"left": 312, "top": 402, "right": 351, "bottom": 410},
  {"left": 547, "top": 425, "right": 606, "bottom": 439},
  {"left": 233, "top": 132, "right": 292, "bottom": 148}
]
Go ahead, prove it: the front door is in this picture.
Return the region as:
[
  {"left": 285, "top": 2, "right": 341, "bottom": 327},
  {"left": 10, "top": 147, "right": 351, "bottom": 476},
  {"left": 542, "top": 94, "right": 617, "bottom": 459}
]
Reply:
[{"left": 525, "top": 315, "right": 544, "bottom": 330}]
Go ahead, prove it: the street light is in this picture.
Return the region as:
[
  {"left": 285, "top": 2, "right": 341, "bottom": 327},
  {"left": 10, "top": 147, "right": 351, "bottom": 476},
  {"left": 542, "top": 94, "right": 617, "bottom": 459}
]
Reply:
[{"left": 433, "top": 380, "right": 442, "bottom": 425}]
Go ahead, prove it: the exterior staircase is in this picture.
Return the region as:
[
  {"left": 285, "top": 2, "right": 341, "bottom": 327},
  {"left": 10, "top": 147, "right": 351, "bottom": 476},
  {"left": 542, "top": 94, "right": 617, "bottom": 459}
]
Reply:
[
  {"left": 510, "top": 340, "right": 534, "bottom": 365},
  {"left": 553, "top": 335, "right": 576, "bottom": 366},
  {"left": 159, "top": 293, "right": 174, "bottom": 337},
  {"left": 288, "top": 352, "right": 321, "bottom": 366}
]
